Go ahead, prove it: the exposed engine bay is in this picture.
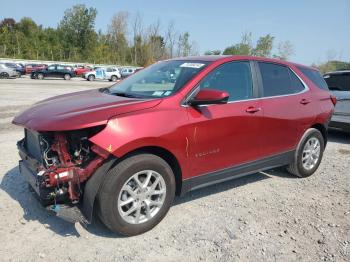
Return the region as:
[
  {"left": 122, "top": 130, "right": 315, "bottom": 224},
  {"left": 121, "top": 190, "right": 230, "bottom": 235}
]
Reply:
[{"left": 18, "top": 126, "right": 109, "bottom": 206}]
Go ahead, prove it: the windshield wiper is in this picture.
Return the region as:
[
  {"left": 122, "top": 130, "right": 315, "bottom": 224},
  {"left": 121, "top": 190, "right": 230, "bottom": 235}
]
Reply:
[
  {"left": 111, "top": 92, "right": 142, "bottom": 98},
  {"left": 99, "top": 87, "right": 111, "bottom": 93}
]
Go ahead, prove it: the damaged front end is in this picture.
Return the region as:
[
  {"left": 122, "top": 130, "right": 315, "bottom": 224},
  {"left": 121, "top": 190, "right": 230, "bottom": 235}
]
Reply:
[{"left": 17, "top": 126, "right": 110, "bottom": 224}]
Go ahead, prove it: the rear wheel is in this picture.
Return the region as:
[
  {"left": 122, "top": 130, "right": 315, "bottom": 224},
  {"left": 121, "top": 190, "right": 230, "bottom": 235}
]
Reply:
[
  {"left": 64, "top": 74, "right": 71, "bottom": 80},
  {"left": 287, "top": 128, "right": 324, "bottom": 177},
  {"left": 97, "top": 154, "right": 175, "bottom": 236},
  {"left": 87, "top": 75, "right": 95, "bottom": 81},
  {"left": 0, "top": 72, "right": 9, "bottom": 79},
  {"left": 37, "top": 73, "right": 44, "bottom": 80}
]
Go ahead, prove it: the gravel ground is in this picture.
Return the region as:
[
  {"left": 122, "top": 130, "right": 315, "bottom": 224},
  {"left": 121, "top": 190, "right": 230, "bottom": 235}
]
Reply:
[{"left": 0, "top": 77, "right": 349, "bottom": 262}]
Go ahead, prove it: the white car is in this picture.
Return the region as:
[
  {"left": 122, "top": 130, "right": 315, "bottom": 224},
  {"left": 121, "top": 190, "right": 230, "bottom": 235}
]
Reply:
[
  {"left": 84, "top": 67, "right": 121, "bottom": 81},
  {"left": 120, "top": 67, "right": 138, "bottom": 78}
]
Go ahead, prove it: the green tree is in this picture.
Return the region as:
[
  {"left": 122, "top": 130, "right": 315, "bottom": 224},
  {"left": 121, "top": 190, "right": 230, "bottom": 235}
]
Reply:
[
  {"left": 58, "top": 4, "right": 97, "bottom": 60},
  {"left": 253, "top": 34, "right": 274, "bottom": 57},
  {"left": 223, "top": 32, "right": 253, "bottom": 55}
]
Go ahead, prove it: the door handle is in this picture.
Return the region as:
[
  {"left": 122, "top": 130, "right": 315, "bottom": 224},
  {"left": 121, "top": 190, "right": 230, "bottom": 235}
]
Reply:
[
  {"left": 245, "top": 106, "right": 261, "bottom": 113},
  {"left": 300, "top": 99, "right": 310, "bottom": 105}
]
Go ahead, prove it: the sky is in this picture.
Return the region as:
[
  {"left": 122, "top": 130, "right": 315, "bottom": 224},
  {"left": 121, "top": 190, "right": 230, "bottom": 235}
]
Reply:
[{"left": 0, "top": 0, "right": 349, "bottom": 65}]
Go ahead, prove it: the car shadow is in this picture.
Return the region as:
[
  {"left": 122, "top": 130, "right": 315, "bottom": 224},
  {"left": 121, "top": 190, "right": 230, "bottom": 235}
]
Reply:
[{"left": 0, "top": 165, "right": 294, "bottom": 238}]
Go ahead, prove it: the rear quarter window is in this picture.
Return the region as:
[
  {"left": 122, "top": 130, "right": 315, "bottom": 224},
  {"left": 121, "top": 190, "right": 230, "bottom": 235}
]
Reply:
[{"left": 297, "top": 66, "right": 329, "bottom": 90}]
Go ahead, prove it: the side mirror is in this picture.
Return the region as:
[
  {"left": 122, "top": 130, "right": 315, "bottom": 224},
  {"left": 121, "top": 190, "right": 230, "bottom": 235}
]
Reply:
[{"left": 189, "top": 89, "right": 229, "bottom": 106}]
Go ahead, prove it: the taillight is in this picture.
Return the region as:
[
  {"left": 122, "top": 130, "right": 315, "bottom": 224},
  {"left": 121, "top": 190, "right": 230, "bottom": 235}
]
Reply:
[{"left": 330, "top": 95, "right": 337, "bottom": 106}]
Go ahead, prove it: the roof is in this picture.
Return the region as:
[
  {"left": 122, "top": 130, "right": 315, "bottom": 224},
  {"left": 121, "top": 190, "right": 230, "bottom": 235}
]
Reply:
[{"left": 171, "top": 55, "right": 316, "bottom": 70}]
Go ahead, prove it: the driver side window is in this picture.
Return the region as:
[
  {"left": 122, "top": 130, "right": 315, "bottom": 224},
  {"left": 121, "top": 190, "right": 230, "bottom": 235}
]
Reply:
[{"left": 198, "top": 61, "right": 253, "bottom": 102}]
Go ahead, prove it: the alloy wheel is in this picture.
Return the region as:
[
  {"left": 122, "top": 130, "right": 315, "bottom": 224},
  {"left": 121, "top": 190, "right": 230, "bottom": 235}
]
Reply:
[
  {"left": 117, "top": 170, "right": 166, "bottom": 224},
  {"left": 302, "top": 137, "right": 321, "bottom": 170}
]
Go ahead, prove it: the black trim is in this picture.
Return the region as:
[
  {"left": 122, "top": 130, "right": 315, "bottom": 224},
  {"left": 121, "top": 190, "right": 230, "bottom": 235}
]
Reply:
[
  {"left": 81, "top": 157, "right": 118, "bottom": 223},
  {"left": 181, "top": 150, "right": 295, "bottom": 195}
]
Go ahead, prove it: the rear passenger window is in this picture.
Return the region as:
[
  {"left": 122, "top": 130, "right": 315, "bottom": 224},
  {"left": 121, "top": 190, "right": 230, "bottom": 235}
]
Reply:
[{"left": 258, "top": 62, "right": 305, "bottom": 97}]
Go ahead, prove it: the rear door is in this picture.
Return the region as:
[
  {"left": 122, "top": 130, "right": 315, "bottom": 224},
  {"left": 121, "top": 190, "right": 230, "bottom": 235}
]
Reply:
[
  {"left": 187, "top": 61, "right": 264, "bottom": 177},
  {"left": 56, "top": 65, "right": 66, "bottom": 78},
  {"left": 256, "top": 62, "right": 315, "bottom": 156}
]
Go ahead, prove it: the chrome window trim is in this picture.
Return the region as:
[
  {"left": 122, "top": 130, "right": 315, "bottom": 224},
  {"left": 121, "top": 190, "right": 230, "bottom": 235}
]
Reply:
[{"left": 181, "top": 65, "right": 309, "bottom": 108}]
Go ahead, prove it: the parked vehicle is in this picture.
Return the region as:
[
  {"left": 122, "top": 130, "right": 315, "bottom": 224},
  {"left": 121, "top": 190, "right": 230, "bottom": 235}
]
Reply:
[
  {"left": 13, "top": 56, "right": 335, "bottom": 236},
  {"left": 0, "top": 64, "right": 20, "bottom": 78},
  {"left": 75, "top": 66, "right": 92, "bottom": 76},
  {"left": 1, "top": 62, "right": 25, "bottom": 76},
  {"left": 31, "top": 64, "right": 76, "bottom": 80},
  {"left": 323, "top": 70, "right": 350, "bottom": 131},
  {"left": 120, "top": 67, "right": 137, "bottom": 78},
  {"left": 84, "top": 67, "right": 121, "bottom": 81},
  {"left": 25, "top": 64, "right": 48, "bottom": 74}
]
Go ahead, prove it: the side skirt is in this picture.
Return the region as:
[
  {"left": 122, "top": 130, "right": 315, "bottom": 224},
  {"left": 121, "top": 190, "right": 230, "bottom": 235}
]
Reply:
[{"left": 181, "top": 150, "right": 295, "bottom": 195}]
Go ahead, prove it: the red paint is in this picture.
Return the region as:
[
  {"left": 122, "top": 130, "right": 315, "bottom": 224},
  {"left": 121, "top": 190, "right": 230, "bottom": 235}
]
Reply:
[{"left": 14, "top": 56, "right": 334, "bottom": 188}]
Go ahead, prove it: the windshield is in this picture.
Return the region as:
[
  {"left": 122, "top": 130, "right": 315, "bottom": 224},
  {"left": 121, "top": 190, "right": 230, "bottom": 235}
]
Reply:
[{"left": 109, "top": 60, "right": 210, "bottom": 98}]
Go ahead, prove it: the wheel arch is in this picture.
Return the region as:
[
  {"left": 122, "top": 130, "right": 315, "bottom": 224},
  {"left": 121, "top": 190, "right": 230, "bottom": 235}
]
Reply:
[
  {"left": 311, "top": 123, "right": 328, "bottom": 145},
  {"left": 82, "top": 145, "right": 183, "bottom": 223},
  {"left": 122, "top": 146, "right": 183, "bottom": 196}
]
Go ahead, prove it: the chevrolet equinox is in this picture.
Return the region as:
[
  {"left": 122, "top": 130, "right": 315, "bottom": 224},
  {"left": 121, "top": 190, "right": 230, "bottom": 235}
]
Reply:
[{"left": 13, "top": 56, "right": 335, "bottom": 236}]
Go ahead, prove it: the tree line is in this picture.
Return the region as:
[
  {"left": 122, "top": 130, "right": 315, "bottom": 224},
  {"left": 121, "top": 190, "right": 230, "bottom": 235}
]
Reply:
[
  {"left": 0, "top": 5, "right": 199, "bottom": 66},
  {"left": 0, "top": 4, "right": 349, "bottom": 71}
]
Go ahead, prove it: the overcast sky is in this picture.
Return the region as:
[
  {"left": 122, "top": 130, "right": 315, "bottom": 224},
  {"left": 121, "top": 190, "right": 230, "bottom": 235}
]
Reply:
[{"left": 1, "top": 0, "right": 349, "bottom": 65}]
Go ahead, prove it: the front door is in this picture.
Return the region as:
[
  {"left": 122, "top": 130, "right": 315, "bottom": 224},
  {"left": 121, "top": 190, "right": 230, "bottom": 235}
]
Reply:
[{"left": 186, "top": 61, "right": 263, "bottom": 177}]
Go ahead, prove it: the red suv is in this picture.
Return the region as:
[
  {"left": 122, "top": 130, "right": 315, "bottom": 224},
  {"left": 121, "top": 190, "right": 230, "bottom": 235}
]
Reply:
[{"left": 13, "top": 56, "right": 335, "bottom": 236}]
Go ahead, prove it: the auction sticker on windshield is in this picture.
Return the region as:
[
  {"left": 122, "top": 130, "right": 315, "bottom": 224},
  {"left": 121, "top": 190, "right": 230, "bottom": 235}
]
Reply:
[{"left": 180, "top": 63, "right": 205, "bottom": 69}]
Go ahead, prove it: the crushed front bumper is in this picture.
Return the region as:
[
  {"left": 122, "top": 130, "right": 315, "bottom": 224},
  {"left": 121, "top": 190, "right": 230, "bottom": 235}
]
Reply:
[{"left": 17, "top": 140, "right": 89, "bottom": 225}]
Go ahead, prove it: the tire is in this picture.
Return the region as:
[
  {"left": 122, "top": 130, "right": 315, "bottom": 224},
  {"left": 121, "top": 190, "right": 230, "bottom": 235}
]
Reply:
[
  {"left": 37, "top": 73, "right": 44, "bottom": 80},
  {"left": 0, "top": 72, "right": 9, "bottom": 79},
  {"left": 111, "top": 75, "right": 118, "bottom": 82},
  {"left": 287, "top": 128, "right": 324, "bottom": 178},
  {"left": 97, "top": 154, "right": 176, "bottom": 236},
  {"left": 64, "top": 74, "right": 71, "bottom": 80},
  {"left": 87, "top": 75, "right": 95, "bottom": 81}
]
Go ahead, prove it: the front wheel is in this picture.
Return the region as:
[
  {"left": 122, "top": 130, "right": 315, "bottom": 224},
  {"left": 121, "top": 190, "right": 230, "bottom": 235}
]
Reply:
[
  {"left": 97, "top": 154, "right": 176, "bottom": 236},
  {"left": 111, "top": 75, "right": 118, "bottom": 82},
  {"left": 287, "top": 128, "right": 324, "bottom": 178},
  {"left": 0, "top": 72, "right": 9, "bottom": 79}
]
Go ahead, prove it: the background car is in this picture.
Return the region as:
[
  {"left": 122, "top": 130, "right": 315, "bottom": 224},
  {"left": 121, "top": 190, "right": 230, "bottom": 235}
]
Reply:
[
  {"left": 0, "top": 64, "right": 20, "bottom": 78},
  {"left": 324, "top": 70, "right": 350, "bottom": 132},
  {"left": 31, "top": 64, "right": 76, "bottom": 80},
  {"left": 84, "top": 67, "right": 121, "bottom": 81},
  {"left": 25, "top": 64, "right": 47, "bottom": 74},
  {"left": 74, "top": 65, "right": 93, "bottom": 76},
  {"left": 1, "top": 62, "right": 25, "bottom": 76},
  {"left": 120, "top": 67, "right": 137, "bottom": 78}
]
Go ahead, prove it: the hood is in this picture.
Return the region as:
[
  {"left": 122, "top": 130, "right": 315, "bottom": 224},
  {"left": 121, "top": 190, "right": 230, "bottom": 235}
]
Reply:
[{"left": 13, "top": 89, "right": 161, "bottom": 131}]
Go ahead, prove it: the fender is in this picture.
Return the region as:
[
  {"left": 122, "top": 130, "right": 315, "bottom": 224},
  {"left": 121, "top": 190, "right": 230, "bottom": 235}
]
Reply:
[{"left": 89, "top": 109, "right": 190, "bottom": 178}]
